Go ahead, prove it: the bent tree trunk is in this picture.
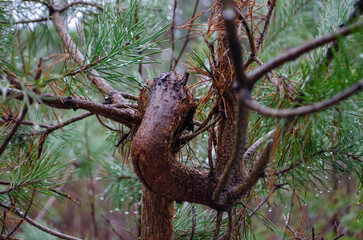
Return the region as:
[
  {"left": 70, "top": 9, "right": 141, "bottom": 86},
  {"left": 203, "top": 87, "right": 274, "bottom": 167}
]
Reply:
[{"left": 131, "top": 72, "right": 228, "bottom": 238}]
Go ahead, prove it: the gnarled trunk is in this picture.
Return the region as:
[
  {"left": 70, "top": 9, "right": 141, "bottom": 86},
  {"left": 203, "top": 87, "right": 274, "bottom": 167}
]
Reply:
[{"left": 131, "top": 72, "right": 226, "bottom": 239}]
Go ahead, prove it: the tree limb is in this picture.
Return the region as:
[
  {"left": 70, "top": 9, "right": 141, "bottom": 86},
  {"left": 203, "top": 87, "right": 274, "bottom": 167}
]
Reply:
[
  {"left": 248, "top": 20, "right": 363, "bottom": 85},
  {"left": 240, "top": 78, "right": 363, "bottom": 118},
  {"left": 50, "top": 10, "right": 127, "bottom": 105},
  {"left": 232, "top": 140, "right": 274, "bottom": 200},
  {"left": 2, "top": 88, "right": 139, "bottom": 127},
  {"left": 0, "top": 202, "right": 82, "bottom": 240},
  {"left": 212, "top": 0, "right": 250, "bottom": 206},
  {"left": 0, "top": 105, "right": 28, "bottom": 157}
]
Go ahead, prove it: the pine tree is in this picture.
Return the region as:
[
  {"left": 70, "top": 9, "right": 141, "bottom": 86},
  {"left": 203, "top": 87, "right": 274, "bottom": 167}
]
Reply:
[{"left": 0, "top": 0, "right": 362, "bottom": 239}]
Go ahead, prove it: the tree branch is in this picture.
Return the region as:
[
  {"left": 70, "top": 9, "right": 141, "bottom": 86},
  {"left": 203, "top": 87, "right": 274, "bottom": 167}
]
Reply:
[
  {"left": 212, "top": 0, "right": 250, "bottom": 206},
  {"left": 2, "top": 88, "right": 139, "bottom": 127},
  {"left": 50, "top": 10, "right": 127, "bottom": 105},
  {"left": 0, "top": 105, "right": 28, "bottom": 157},
  {"left": 232, "top": 140, "right": 274, "bottom": 200},
  {"left": 0, "top": 202, "right": 82, "bottom": 240},
  {"left": 59, "top": 1, "right": 103, "bottom": 12},
  {"left": 243, "top": 130, "right": 275, "bottom": 163},
  {"left": 255, "top": 0, "right": 276, "bottom": 52},
  {"left": 248, "top": 20, "right": 363, "bottom": 85},
  {"left": 240, "top": 78, "right": 363, "bottom": 118}
]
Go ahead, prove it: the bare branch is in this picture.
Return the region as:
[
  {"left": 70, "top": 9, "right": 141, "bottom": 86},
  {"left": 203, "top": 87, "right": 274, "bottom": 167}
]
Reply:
[
  {"left": 243, "top": 130, "right": 275, "bottom": 163},
  {"left": 189, "top": 205, "right": 196, "bottom": 240},
  {"left": 286, "top": 224, "right": 305, "bottom": 240},
  {"left": 59, "top": 1, "right": 103, "bottom": 12},
  {"left": 255, "top": 1, "right": 276, "bottom": 52},
  {"left": 0, "top": 202, "right": 82, "bottom": 240},
  {"left": 240, "top": 78, "right": 363, "bottom": 118},
  {"left": 173, "top": 0, "right": 200, "bottom": 69},
  {"left": 50, "top": 11, "right": 127, "bottom": 105},
  {"left": 248, "top": 20, "right": 363, "bottom": 85},
  {"left": 2, "top": 88, "right": 139, "bottom": 127},
  {"left": 249, "top": 183, "right": 287, "bottom": 218},
  {"left": 45, "top": 112, "right": 93, "bottom": 133},
  {"left": 232, "top": 140, "right": 274, "bottom": 200},
  {"left": 0, "top": 105, "right": 28, "bottom": 157}
]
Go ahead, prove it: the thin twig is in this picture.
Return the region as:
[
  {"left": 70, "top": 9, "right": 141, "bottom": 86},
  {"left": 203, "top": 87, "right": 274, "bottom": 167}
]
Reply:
[
  {"left": 181, "top": 115, "right": 221, "bottom": 142},
  {"left": 0, "top": 105, "right": 28, "bottom": 157},
  {"left": 232, "top": 140, "right": 274, "bottom": 200},
  {"left": 102, "top": 215, "right": 123, "bottom": 240},
  {"left": 174, "top": 0, "right": 200, "bottom": 69},
  {"left": 6, "top": 191, "right": 36, "bottom": 238},
  {"left": 213, "top": 211, "right": 223, "bottom": 240},
  {"left": 0, "top": 202, "right": 82, "bottom": 240},
  {"left": 59, "top": 1, "right": 103, "bottom": 12},
  {"left": 170, "top": 0, "right": 178, "bottom": 70},
  {"left": 46, "top": 112, "right": 93, "bottom": 134},
  {"left": 255, "top": 0, "right": 276, "bottom": 52},
  {"left": 240, "top": 78, "right": 363, "bottom": 118},
  {"left": 249, "top": 183, "right": 287, "bottom": 218},
  {"left": 96, "top": 115, "right": 119, "bottom": 131},
  {"left": 286, "top": 224, "right": 305, "bottom": 240},
  {"left": 189, "top": 205, "right": 196, "bottom": 240}
]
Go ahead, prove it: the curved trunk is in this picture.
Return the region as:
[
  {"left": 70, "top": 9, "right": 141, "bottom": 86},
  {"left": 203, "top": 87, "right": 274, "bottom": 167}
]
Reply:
[{"left": 131, "top": 72, "right": 227, "bottom": 239}]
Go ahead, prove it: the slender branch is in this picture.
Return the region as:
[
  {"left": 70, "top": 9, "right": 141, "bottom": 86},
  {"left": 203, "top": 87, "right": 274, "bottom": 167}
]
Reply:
[
  {"left": 232, "top": 140, "right": 274, "bottom": 200},
  {"left": 6, "top": 191, "right": 35, "bottom": 238},
  {"left": 8, "top": 17, "right": 48, "bottom": 24},
  {"left": 180, "top": 115, "right": 221, "bottom": 142},
  {"left": 249, "top": 183, "right": 286, "bottom": 217},
  {"left": 243, "top": 130, "right": 275, "bottom": 163},
  {"left": 255, "top": 0, "right": 276, "bottom": 52},
  {"left": 286, "top": 224, "right": 305, "bottom": 240},
  {"left": 50, "top": 11, "right": 127, "bottom": 104},
  {"left": 58, "top": 1, "right": 103, "bottom": 12},
  {"left": 236, "top": 7, "right": 256, "bottom": 58},
  {"left": 173, "top": 0, "right": 200, "bottom": 69},
  {"left": 96, "top": 115, "right": 119, "bottom": 131},
  {"left": 0, "top": 202, "right": 82, "bottom": 240},
  {"left": 0, "top": 105, "right": 28, "bottom": 157},
  {"left": 189, "top": 205, "right": 196, "bottom": 240},
  {"left": 46, "top": 112, "right": 93, "bottom": 133},
  {"left": 2, "top": 88, "right": 139, "bottom": 127},
  {"left": 240, "top": 78, "right": 363, "bottom": 118},
  {"left": 101, "top": 215, "right": 123, "bottom": 240},
  {"left": 248, "top": 20, "right": 363, "bottom": 85},
  {"left": 169, "top": 0, "right": 178, "bottom": 70},
  {"left": 213, "top": 211, "right": 223, "bottom": 240}
]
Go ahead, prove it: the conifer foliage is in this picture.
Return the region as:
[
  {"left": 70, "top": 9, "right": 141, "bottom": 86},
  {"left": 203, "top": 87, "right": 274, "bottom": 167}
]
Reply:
[{"left": 0, "top": 0, "right": 362, "bottom": 239}]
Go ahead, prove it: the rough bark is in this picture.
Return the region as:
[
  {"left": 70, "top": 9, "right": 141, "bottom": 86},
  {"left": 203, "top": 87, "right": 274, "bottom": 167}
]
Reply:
[
  {"left": 131, "top": 72, "right": 228, "bottom": 239},
  {"left": 140, "top": 187, "right": 174, "bottom": 239}
]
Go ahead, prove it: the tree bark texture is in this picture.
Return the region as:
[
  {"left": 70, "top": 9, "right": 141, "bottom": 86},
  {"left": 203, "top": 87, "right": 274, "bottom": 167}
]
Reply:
[
  {"left": 131, "top": 72, "right": 229, "bottom": 239},
  {"left": 140, "top": 187, "right": 174, "bottom": 239}
]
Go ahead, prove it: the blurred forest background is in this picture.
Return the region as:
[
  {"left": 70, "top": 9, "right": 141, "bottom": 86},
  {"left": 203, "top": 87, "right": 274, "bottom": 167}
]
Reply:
[{"left": 0, "top": 0, "right": 362, "bottom": 239}]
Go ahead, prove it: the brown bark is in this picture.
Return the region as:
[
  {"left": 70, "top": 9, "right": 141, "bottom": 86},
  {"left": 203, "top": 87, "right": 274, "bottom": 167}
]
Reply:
[
  {"left": 140, "top": 187, "right": 174, "bottom": 239},
  {"left": 131, "top": 72, "right": 228, "bottom": 239}
]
